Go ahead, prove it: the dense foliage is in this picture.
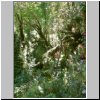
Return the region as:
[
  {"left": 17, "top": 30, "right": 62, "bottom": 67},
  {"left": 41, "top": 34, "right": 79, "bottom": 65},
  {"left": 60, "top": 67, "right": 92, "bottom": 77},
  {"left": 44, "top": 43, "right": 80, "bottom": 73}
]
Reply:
[{"left": 14, "top": 2, "right": 86, "bottom": 98}]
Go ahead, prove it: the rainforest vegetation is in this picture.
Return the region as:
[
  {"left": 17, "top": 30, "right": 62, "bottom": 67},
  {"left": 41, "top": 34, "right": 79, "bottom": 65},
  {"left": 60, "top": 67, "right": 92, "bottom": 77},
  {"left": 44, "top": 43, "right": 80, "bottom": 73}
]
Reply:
[{"left": 14, "top": 2, "right": 86, "bottom": 98}]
